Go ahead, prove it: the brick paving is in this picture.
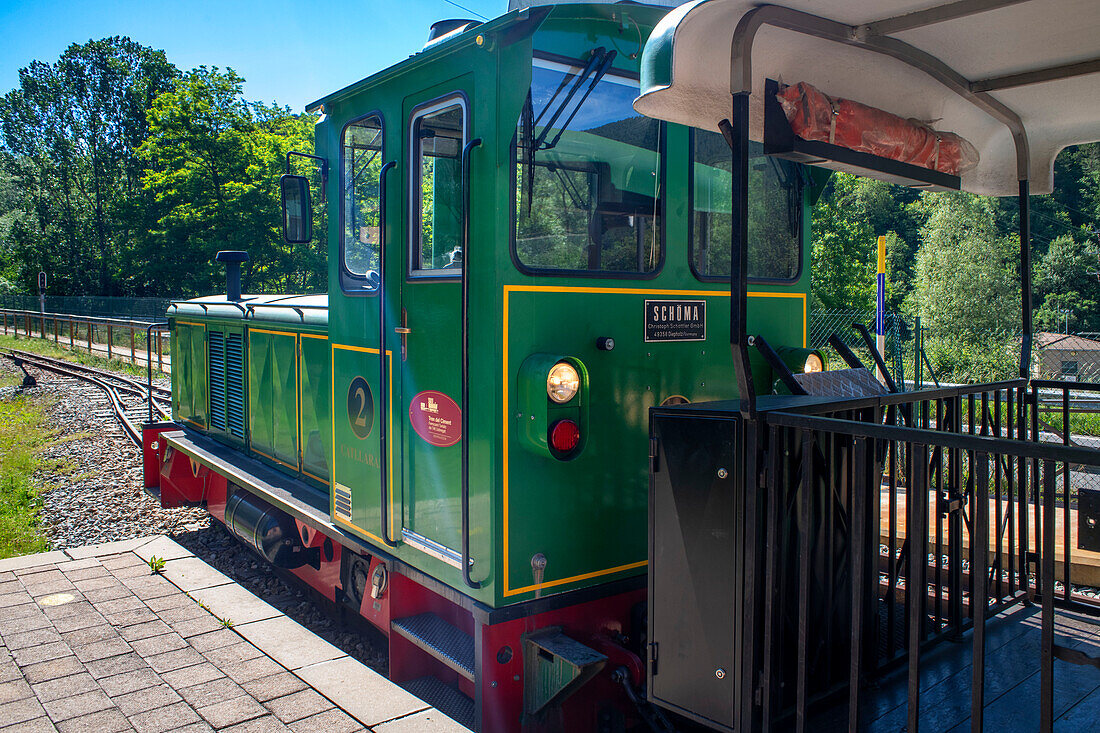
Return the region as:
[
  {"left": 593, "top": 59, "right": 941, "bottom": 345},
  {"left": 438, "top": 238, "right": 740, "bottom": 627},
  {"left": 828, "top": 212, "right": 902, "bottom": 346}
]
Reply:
[{"left": 0, "top": 538, "right": 466, "bottom": 732}]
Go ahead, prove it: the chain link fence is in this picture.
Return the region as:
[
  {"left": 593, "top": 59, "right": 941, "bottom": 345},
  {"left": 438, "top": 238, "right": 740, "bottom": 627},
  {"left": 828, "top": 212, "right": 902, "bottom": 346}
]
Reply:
[
  {"left": 810, "top": 309, "right": 914, "bottom": 387},
  {"left": 0, "top": 295, "right": 171, "bottom": 321}
]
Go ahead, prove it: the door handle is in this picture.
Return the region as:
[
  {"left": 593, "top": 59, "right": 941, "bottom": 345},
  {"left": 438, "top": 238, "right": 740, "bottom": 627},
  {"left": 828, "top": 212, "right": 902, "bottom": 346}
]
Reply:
[{"left": 398, "top": 308, "right": 409, "bottom": 361}]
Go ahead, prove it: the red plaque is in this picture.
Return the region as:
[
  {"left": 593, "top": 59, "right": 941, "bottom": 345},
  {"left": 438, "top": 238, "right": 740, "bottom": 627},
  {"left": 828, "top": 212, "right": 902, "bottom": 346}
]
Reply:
[{"left": 409, "top": 391, "right": 462, "bottom": 447}]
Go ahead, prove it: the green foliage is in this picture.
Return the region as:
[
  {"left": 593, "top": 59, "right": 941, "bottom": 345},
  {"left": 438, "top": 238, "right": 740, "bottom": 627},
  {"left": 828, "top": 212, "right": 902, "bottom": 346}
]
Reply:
[
  {"left": 136, "top": 67, "right": 323, "bottom": 295},
  {"left": 1038, "top": 409, "right": 1100, "bottom": 438},
  {"left": 906, "top": 192, "right": 1021, "bottom": 382},
  {"left": 0, "top": 383, "right": 57, "bottom": 558},
  {"left": 809, "top": 173, "right": 922, "bottom": 311},
  {"left": 0, "top": 42, "right": 322, "bottom": 299},
  {"left": 1034, "top": 233, "right": 1100, "bottom": 333},
  {"left": 147, "top": 555, "right": 166, "bottom": 574},
  {"left": 810, "top": 174, "right": 876, "bottom": 310},
  {"left": 0, "top": 38, "right": 177, "bottom": 296}
]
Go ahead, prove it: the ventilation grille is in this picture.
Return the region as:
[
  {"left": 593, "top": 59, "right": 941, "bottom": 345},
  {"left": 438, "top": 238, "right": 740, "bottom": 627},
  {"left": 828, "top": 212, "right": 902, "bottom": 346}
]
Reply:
[
  {"left": 334, "top": 484, "right": 352, "bottom": 522},
  {"left": 208, "top": 331, "right": 226, "bottom": 431},
  {"left": 226, "top": 333, "right": 245, "bottom": 437}
]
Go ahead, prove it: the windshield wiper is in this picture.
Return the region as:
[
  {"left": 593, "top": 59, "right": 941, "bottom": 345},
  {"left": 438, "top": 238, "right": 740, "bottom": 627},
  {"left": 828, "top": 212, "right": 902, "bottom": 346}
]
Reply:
[{"left": 532, "top": 47, "right": 617, "bottom": 152}]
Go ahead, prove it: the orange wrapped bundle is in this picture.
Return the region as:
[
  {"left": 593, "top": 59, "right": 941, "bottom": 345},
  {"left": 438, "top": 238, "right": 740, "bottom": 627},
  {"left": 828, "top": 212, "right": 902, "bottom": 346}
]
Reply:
[{"left": 777, "top": 81, "right": 978, "bottom": 176}]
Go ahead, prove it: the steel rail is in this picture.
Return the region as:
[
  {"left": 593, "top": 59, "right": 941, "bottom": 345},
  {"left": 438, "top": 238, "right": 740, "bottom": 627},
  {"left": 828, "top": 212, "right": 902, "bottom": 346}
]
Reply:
[
  {"left": 3, "top": 350, "right": 169, "bottom": 445},
  {"left": 8, "top": 349, "right": 171, "bottom": 401},
  {"left": 7, "top": 349, "right": 171, "bottom": 409}
]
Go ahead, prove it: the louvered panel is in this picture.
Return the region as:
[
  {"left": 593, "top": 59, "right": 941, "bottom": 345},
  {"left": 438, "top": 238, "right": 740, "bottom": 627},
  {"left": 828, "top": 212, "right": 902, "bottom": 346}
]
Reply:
[
  {"left": 208, "top": 331, "right": 226, "bottom": 431},
  {"left": 226, "top": 333, "right": 245, "bottom": 438},
  {"left": 334, "top": 484, "right": 353, "bottom": 522}
]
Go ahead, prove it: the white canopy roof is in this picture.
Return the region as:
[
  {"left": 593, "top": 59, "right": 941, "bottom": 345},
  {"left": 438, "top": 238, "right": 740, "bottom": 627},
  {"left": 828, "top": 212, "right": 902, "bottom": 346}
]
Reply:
[{"left": 634, "top": 0, "right": 1100, "bottom": 195}]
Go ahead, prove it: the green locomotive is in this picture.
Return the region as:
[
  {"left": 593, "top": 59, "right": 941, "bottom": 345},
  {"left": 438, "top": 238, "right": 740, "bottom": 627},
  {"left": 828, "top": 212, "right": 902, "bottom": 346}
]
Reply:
[{"left": 145, "top": 2, "right": 822, "bottom": 730}]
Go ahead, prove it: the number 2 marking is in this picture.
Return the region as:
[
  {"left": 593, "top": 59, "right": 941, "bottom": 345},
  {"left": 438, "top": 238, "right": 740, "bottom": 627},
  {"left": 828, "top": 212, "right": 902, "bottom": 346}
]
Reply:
[{"left": 353, "top": 386, "right": 368, "bottom": 428}]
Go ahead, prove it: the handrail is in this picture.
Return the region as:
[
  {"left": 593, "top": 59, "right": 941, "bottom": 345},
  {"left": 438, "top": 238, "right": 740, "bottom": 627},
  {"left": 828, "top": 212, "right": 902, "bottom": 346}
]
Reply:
[
  {"left": 1031, "top": 379, "right": 1100, "bottom": 391},
  {"left": 146, "top": 322, "right": 169, "bottom": 423},
  {"left": 460, "top": 137, "right": 483, "bottom": 590},
  {"left": 780, "top": 378, "right": 1027, "bottom": 416},
  {"left": 2, "top": 308, "right": 171, "bottom": 373},
  {"left": 0, "top": 307, "right": 163, "bottom": 329},
  {"left": 766, "top": 409, "right": 1100, "bottom": 466},
  {"left": 376, "top": 160, "right": 399, "bottom": 549},
  {"left": 243, "top": 301, "right": 327, "bottom": 311}
]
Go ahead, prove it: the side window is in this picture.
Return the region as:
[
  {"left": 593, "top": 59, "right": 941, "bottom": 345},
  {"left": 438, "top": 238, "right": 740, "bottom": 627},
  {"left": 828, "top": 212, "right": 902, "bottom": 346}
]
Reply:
[
  {"left": 514, "top": 57, "right": 662, "bottom": 276},
  {"left": 342, "top": 115, "right": 384, "bottom": 288},
  {"left": 411, "top": 100, "right": 465, "bottom": 276},
  {"left": 691, "top": 130, "right": 803, "bottom": 282}
]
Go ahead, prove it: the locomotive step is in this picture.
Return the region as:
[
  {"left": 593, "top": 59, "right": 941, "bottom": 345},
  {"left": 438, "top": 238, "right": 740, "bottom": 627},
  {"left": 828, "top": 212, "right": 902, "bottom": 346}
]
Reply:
[
  {"left": 392, "top": 612, "right": 475, "bottom": 680},
  {"left": 402, "top": 676, "right": 475, "bottom": 729}
]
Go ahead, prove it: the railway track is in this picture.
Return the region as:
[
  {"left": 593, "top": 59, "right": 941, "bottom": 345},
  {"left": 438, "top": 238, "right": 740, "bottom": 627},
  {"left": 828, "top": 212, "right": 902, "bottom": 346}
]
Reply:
[{"left": 3, "top": 348, "right": 170, "bottom": 445}]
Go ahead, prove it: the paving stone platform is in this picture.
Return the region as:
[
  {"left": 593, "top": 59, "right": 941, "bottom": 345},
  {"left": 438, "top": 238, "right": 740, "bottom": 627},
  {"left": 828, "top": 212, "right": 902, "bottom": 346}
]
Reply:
[{"left": 0, "top": 537, "right": 466, "bottom": 733}]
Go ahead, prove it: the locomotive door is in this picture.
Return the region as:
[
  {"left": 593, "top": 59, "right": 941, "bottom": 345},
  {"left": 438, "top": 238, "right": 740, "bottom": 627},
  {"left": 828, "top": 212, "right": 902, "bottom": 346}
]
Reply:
[
  {"left": 396, "top": 87, "right": 471, "bottom": 566},
  {"left": 329, "top": 112, "right": 397, "bottom": 545}
]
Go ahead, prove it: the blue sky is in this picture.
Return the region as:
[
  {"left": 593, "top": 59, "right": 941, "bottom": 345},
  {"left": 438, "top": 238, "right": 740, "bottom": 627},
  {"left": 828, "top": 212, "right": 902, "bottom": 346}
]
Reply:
[{"left": 0, "top": 0, "right": 506, "bottom": 111}]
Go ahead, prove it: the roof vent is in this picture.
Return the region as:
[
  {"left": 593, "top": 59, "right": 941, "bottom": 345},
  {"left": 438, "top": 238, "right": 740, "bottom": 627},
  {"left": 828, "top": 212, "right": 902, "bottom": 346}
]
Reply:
[{"left": 426, "top": 19, "right": 481, "bottom": 48}]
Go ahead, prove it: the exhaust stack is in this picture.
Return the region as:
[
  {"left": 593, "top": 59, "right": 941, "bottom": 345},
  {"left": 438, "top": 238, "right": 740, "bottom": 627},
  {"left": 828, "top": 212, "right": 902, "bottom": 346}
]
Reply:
[{"left": 215, "top": 250, "right": 249, "bottom": 302}]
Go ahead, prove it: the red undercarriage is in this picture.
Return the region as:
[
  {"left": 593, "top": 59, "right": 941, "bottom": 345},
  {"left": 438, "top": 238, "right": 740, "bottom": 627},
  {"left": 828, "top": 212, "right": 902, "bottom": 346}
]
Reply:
[{"left": 143, "top": 424, "right": 646, "bottom": 732}]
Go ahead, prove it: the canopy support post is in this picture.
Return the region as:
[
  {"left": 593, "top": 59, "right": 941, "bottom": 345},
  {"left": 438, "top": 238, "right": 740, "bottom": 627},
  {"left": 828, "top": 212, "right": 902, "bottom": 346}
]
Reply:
[
  {"left": 1019, "top": 179, "right": 1033, "bottom": 377},
  {"left": 722, "top": 94, "right": 756, "bottom": 417}
]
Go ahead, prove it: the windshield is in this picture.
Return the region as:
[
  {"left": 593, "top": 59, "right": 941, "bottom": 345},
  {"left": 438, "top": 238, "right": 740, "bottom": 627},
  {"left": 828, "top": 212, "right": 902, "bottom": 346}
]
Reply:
[{"left": 514, "top": 55, "right": 661, "bottom": 275}]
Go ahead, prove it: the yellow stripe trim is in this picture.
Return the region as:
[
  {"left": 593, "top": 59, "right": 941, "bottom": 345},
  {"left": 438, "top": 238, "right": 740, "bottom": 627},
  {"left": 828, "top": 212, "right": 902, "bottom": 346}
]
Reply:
[
  {"left": 249, "top": 327, "right": 300, "bottom": 338},
  {"left": 507, "top": 560, "right": 649, "bottom": 595},
  {"left": 500, "top": 285, "right": 808, "bottom": 596},
  {"left": 332, "top": 343, "right": 382, "bottom": 355},
  {"left": 177, "top": 321, "right": 207, "bottom": 328},
  {"left": 334, "top": 514, "right": 386, "bottom": 546}
]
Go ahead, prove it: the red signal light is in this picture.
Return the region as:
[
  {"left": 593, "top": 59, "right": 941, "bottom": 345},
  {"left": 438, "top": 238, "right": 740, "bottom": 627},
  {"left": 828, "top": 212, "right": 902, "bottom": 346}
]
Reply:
[{"left": 549, "top": 419, "right": 580, "bottom": 454}]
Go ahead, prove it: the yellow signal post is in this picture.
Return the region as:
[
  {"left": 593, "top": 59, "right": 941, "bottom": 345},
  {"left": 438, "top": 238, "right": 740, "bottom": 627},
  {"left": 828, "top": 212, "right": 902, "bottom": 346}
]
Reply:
[{"left": 876, "top": 235, "right": 886, "bottom": 383}]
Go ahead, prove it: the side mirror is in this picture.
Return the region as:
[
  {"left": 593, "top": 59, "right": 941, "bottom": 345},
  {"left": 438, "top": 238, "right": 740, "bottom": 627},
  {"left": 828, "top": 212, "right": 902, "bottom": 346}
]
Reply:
[{"left": 281, "top": 174, "right": 313, "bottom": 243}]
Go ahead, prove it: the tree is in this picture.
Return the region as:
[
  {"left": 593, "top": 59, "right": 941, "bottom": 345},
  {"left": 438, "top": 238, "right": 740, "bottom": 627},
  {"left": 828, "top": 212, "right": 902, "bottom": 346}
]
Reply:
[
  {"left": 136, "top": 67, "right": 321, "bottom": 296},
  {"left": 810, "top": 174, "right": 876, "bottom": 310},
  {"left": 0, "top": 38, "right": 177, "bottom": 295},
  {"left": 907, "top": 191, "right": 1021, "bottom": 381},
  {"left": 1035, "top": 233, "right": 1100, "bottom": 333}
]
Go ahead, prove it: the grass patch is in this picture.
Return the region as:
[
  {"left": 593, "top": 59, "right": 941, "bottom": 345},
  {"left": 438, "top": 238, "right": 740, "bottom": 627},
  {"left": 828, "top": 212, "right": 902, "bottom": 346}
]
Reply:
[
  {"left": 0, "top": 333, "right": 168, "bottom": 380},
  {"left": 1038, "top": 409, "right": 1100, "bottom": 438},
  {"left": 0, "top": 379, "right": 60, "bottom": 558}
]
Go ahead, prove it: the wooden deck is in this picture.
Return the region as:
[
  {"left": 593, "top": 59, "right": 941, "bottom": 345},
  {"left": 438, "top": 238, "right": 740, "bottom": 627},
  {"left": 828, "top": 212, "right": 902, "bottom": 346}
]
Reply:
[
  {"left": 861, "top": 603, "right": 1100, "bottom": 732},
  {"left": 880, "top": 488, "right": 1100, "bottom": 587}
]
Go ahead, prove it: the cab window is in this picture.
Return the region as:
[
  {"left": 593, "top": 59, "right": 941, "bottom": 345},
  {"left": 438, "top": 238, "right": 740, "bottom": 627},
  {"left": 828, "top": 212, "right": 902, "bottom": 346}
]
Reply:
[
  {"left": 341, "top": 115, "right": 384, "bottom": 289},
  {"left": 411, "top": 99, "right": 465, "bottom": 276},
  {"left": 514, "top": 55, "right": 662, "bottom": 277},
  {"left": 691, "top": 131, "right": 803, "bottom": 282}
]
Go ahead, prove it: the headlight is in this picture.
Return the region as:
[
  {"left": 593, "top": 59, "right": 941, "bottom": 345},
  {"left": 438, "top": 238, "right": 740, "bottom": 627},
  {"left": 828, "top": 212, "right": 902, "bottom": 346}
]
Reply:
[
  {"left": 546, "top": 362, "right": 580, "bottom": 403},
  {"left": 804, "top": 353, "right": 824, "bottom": 373}
]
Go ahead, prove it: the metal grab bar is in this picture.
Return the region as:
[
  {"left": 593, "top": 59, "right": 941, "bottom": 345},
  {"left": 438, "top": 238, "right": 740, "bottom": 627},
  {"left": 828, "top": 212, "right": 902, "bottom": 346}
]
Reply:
[
  {"left": 376, "top": 160, "right": 399, "bottom": 549},
  {"left": 460, "top": 137, "right": 483, "bottom": 590},
  {"left": 146, "top": 322, "right": 168, "bottom": 423}
]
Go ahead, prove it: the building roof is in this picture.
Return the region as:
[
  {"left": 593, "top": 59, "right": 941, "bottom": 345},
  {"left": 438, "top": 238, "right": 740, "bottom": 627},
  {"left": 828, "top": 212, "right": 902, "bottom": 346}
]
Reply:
[{"left": 1035, "top": 332, "right": 1100, "bottom": 350}]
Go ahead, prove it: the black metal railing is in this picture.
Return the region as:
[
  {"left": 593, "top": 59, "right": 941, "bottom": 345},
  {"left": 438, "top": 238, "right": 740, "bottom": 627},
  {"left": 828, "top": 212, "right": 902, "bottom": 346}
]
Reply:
[{"left": 748, "top": 379, "right": 1100, "bottom": 731}]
